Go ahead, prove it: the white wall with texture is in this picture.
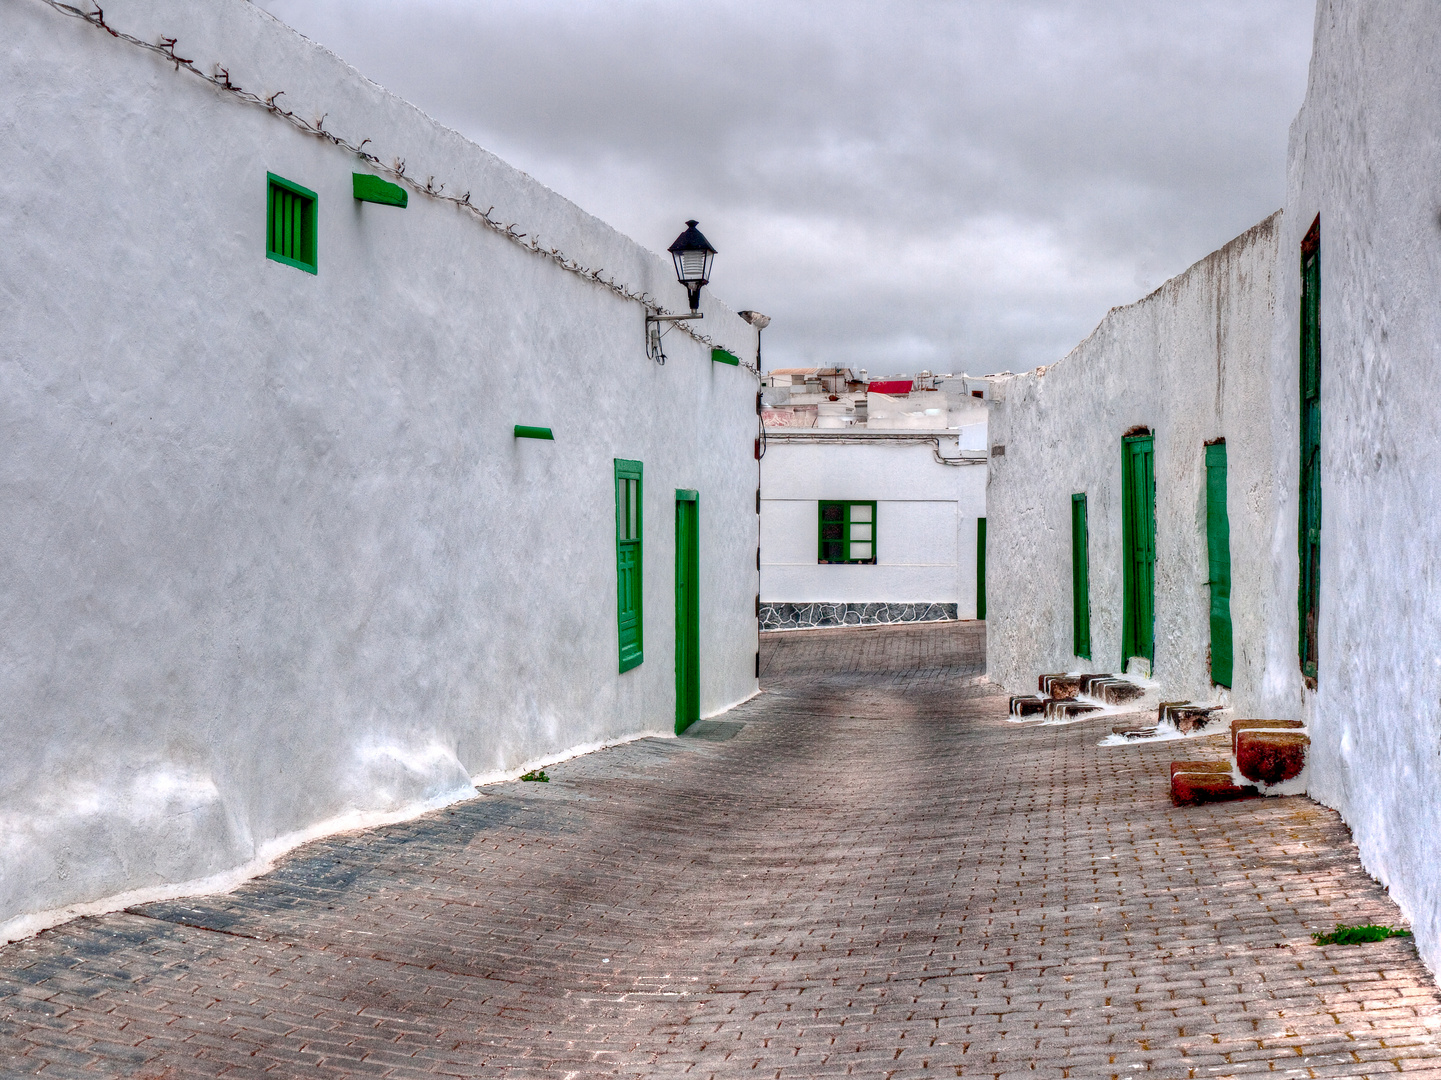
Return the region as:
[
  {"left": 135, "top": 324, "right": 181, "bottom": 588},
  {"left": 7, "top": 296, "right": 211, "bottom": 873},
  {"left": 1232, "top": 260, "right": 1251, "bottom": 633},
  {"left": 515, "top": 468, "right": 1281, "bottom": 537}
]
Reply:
[
  {"left": 986, "top": 214, "right": 1285, "bottom": 711},
  {"left": 1281, "top": 0, "right": 1441, "bottom": 974},
  {"left": 0, "top": 0, "right": 760, "bottom": 940}
]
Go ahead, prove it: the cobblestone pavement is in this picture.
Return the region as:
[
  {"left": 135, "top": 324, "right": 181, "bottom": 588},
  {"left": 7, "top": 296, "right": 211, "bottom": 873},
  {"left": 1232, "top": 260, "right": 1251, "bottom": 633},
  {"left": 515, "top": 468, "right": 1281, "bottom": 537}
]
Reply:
[{"left": 3, "top": 621, "right": 1441, "bottom": 1079}]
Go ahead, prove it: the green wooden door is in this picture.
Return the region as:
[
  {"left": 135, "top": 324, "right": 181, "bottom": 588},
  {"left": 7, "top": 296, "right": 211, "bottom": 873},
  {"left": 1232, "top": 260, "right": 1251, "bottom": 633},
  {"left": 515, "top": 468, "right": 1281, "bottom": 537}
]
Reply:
[
  {"left": 1205, "top": 442, "right": 1233, "bottom": 688},
  {"left": 1299, "top": 218, "right": 1321, "bottom": 683},
  {"left": 976, "top": 518, "right": 987, "bottom": 620},
  {"left": 674, "top": 491, "right": 700, "bottom": 734},
  {"left": 615, "top": 460, "right": 644, "bottom": 673},
  {"left": 1122, "top": 433, "right": 1156, "bottom": 671},
  {"left": 1071, "top": 493, "right": 1091, "bottom": 659}
]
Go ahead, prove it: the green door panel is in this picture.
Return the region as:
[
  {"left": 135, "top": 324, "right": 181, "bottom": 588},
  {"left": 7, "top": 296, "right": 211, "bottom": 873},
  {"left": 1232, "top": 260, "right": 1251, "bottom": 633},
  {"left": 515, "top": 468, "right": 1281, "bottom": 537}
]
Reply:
[
  {"left": 1071, "top": 493, "right": 1091, "bottom": 659},
  {"left": 674, "top": 492, "right": 700, "bottom": 733},
  {"left": 1205, "top": 442, "right": 1233, "bottom": 688},
  {"left": 615, "top": 460, "right": 644, "bottom": 672},
  {"left": 1298, "top": 218, "right": 1321, "bottom": 683},
  {"left": 1122, "top": 433, "right": 1156, "bottom": 670},
  {"left": 976, "top": 518, "right": 987, "bottom": 620}
]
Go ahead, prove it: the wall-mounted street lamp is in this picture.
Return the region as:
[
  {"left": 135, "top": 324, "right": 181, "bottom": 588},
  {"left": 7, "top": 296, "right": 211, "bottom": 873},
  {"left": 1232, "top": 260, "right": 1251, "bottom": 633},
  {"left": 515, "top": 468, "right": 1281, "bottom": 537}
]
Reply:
[{"left": 648, "top": 220, "right": 718, "bottom": 364}]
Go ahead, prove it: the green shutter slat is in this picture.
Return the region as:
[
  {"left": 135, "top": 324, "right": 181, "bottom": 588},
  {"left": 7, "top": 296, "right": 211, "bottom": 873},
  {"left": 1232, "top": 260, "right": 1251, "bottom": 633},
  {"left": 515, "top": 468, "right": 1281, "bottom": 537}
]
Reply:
[
  {"left": 1122, "top": 433, "right": 1156, "bottom": 670},
  {"left": 352, "top": 172, "right": 409, "bottom": 207},
  {"left": 1205, "top": 442, "right": 1234, "bottom": 687},
  {"left": 615, "top": 459, "right": 644, "bottom": 672},
  {"left": 976, "top": 517, "right": 987, "bottom": 621},
  {"left": 1071, "top": 493, "right": 1090, "bottom": 659},
  {"left": 1298, "top": 218, "right": 1322, "bottom": 682},
  {"left": 513, "top": 426, "right": 554, "bottom": 440}
]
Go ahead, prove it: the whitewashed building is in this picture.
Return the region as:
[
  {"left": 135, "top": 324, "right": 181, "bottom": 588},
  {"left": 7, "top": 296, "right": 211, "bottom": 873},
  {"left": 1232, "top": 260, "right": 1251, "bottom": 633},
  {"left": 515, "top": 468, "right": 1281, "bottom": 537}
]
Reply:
[
  {"left": 0, "top": 0, "right": 761, "bottom": 941},
  {"left": 760, "top": 371, "right": 988, "bottom": 629},
  {"left": 989, "top": 0, "right": 1441, "bottom": 972}
]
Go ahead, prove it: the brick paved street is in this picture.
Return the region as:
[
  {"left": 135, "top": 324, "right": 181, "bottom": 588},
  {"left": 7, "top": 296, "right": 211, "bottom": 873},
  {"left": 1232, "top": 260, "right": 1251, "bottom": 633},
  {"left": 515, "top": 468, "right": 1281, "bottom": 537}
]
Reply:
[{"left": 3, "top": 621, "right": 1441, "bottom": 1079}]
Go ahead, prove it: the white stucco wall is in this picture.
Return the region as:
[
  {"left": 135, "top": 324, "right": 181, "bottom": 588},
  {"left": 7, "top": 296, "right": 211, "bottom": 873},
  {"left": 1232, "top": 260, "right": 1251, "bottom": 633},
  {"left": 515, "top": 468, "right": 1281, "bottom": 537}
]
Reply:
[
  {"left": 986, "top": 214, "right": 1285, "bottom": 710},
  {"left": 760, "top": 438, "right": 986, "bottom": 612},
  {"left": 0, "top": 0, "right": 759, "bottom": 938},
  {"left": 1281, "top": 0, "right": 1441, "bottom": 972}
]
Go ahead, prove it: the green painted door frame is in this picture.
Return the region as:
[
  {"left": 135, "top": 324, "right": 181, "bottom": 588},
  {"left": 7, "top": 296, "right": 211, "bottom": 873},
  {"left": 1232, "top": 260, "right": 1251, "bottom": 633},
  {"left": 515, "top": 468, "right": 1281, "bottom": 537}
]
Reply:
[
  {"left": 1071, "top": 493, "right": 1091, "bottom": 659},
  {"left": 1205, "top": 442, "right": 1233, "bottom": 687},
  {"left": 674, "top": 490, "right": 700, "bottom": 734},
  {"left": 1299, "top": 216, "right": 1322, "bottom": 684},
  {"left": 1121, "top": 432, "right": 1156, "bottom": 671},
  {"left": 976, "top": 518, "right": 987, "bottom": 620}
]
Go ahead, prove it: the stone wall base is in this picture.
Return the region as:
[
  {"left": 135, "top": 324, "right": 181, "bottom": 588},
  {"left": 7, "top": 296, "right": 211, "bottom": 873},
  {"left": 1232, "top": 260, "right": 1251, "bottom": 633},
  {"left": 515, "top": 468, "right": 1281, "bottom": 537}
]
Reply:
[{"left": 760, "top": 602, "right": 960, "bottom": 631}]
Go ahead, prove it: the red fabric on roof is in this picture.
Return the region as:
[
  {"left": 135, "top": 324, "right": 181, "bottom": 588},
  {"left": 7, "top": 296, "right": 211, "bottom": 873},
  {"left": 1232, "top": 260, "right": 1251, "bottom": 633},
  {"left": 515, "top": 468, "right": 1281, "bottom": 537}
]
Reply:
[{"left": 866, "top": 380, "right": 913, "bottom": 394}]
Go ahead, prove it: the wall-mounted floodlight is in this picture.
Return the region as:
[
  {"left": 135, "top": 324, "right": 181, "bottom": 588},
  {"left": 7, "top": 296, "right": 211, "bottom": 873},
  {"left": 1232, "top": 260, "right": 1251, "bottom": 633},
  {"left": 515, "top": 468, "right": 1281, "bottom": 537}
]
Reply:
[
  {"left": 647, "top": 220, "right": 718, "bottom": 364},
  {"left": 739, "top": 310, "right": 770, "bottom": 370}
]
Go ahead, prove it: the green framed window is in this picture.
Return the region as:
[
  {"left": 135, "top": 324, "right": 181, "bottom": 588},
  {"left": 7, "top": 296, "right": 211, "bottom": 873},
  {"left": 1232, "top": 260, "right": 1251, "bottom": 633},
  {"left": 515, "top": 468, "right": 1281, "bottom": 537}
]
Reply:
[
  {"left": 1205, "top": 441, "right": 1234, "bottom": 688},
  {"left": 817, "top": 501, "right": 877, "bottom": 564},
  {"left": 267, "top": 172, "right": 317, "bottom": 274},
  {"left": 615, "top": 459, "right": 644, "bottom": 672},
  {"left": 1298, "top": 215, "right": 1321, "bottom": 685},
  {"left": 1071, "top": 494, "right": 1090, "bottom": 659}
]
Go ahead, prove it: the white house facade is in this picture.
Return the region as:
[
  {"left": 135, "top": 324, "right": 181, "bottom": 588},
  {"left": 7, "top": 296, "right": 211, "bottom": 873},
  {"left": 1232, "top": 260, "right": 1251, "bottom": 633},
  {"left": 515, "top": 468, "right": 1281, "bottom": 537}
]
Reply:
[
  {"left": 0, "top": 0, "right": 761, "bottom": 941},
  {"left": 988, "top": 0, "right": 1441, "bottom": 972},
  {"left": 760, "top": 374, "right": 987, "bottom": 630}
]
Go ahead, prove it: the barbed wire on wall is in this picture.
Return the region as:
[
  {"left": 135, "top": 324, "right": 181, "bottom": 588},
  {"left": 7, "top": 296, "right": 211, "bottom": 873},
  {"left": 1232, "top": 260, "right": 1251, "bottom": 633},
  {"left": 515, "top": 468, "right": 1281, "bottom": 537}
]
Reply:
[{"left": 36, "top": 0, "right": 758, "bottom": 377}]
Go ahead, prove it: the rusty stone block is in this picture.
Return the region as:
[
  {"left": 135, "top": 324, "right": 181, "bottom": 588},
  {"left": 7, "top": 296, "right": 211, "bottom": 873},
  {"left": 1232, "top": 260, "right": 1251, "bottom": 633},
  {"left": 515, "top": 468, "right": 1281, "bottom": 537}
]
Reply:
[
  {"left": 1229, "top": 718, "right": 1305, "bottom": 757},
  {"left": 1037, "top": 673, "right": 1085, "bottom": 699},
  {"left": 1170, "top": 761, "right": 1258, "bottom": 807},
  {"left": 1078, "top": 673, "right": 1116, "bottom": 694},
  {"left": 1235, "top": 730, "right": 1309, "bottom": 784},
  {"left": 1009, "top": 695, "right": 1046, "bottom": 717},
  {"left": 1098, "top": 680, "right": 1144, "bottom": 705},
  {"left": 1044, "top": 698, "right": 1100, "bottom": 721}
]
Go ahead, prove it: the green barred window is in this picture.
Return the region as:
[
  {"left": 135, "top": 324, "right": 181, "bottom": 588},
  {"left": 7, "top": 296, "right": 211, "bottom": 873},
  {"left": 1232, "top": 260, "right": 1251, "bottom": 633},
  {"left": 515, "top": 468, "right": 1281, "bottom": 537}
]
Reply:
[
  {"left": 817, "top": 501, "right": 877, "bottom": 564},
  {"left": 266, "top": 172, "right": 317, "bottom": 274}
]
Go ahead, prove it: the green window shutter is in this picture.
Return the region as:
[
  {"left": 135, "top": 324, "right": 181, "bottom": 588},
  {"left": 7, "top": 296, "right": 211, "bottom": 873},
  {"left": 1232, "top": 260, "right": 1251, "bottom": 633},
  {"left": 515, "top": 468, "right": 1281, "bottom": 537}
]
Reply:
[
  {"left": 977, "top": 517, "right": 987, "bottom": 621},
  {"left": 615, "top": 459, "right": 644, "bottom": 672},
  {"left": 352, "top": 172, "right": 408, "bottom": 207},
  {"left": 1298, "top": 217, "right": 1322, "bottom": 683},
  {"left": 710, "top": 347, "right": 740, "bottom": 366},
  {"left": 266, "top": 173, "right": 317, "bottom": 274},
  {"left": 817, "top": 501, "right": 877, "bottom": 564},
  {"left": 1205, "top": 442, "right": 1234, "bottom": 687},
  {"left": 1071, "top": 494, "right": 1090, "bottom": 659},
  {"left": 1122, "top": 433, "right": 1156, "bottom": 670}
]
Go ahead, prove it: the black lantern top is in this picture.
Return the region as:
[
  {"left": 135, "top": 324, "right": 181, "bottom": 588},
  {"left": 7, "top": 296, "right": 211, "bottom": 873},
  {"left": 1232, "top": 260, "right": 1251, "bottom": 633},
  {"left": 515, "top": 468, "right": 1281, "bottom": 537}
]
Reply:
[{"left": 668, "top": 219, "right": 717, "bottom": 312}]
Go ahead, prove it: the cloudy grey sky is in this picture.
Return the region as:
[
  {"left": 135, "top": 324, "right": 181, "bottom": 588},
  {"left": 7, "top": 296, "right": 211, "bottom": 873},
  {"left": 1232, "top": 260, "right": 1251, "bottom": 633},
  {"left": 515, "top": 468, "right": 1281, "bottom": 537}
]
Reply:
[{"left": 256, "top": 0, "right": 1315, "bottom": 375}]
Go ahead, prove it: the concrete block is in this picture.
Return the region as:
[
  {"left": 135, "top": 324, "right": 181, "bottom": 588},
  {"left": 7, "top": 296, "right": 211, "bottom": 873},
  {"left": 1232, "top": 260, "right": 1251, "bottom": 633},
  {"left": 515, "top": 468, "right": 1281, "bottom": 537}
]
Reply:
[
  {"left": 1170, "top": 762, "right": 1259, "bottom": 806},
  {"left": 1235, "top": 729, "right": 1309, "bottom": 784}
]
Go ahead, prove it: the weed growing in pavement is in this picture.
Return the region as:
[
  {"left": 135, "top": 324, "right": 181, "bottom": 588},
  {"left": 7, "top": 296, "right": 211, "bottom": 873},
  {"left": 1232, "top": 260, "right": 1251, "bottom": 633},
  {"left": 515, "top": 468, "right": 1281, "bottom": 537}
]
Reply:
[
  {"left": 1311, "top": 923, "right": 1412, "bottom": 945},
  {"left": 520, "top": 770, "right": 550, "bottom": 782}
]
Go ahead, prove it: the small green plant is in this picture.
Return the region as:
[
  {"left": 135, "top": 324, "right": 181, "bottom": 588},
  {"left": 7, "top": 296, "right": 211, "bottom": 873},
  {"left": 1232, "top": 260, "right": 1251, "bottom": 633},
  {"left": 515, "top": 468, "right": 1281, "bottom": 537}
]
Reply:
[
  {"left": 519, "top": 769, "right": 549, "bottom": 783},
  {"left": 1311, "top": 923, "right": 1412, "bottom": 945}
]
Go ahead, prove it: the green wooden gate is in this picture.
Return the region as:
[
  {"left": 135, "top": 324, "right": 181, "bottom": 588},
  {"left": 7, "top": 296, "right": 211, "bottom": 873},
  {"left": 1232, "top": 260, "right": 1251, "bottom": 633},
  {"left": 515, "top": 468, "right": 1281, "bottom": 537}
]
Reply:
[
  {"left": 1071, "top": 493, "right": 1091, "bottom": 660},
  {"left": 674, "top": 491, "right": 700, "bottom": 734},
  {"left": 1121, "top": 432, "right": 1156, "bottom": 672},
  {"left": 1204, "top": 442, "right": 1233, "bottom": 688},
  {"left": 1299, "top": 217, "right": 1322, "bottom": 684}
]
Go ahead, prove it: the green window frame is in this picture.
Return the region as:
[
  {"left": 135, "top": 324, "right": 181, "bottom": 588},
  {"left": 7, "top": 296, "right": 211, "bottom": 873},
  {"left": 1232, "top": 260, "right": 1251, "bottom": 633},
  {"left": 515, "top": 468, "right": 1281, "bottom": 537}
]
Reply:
[
  {"left": 267, "top": 172, "right": 317, "bottom": 274},
  {"left": 1071, "top": 494, "right": 1091, "bottom": 659},
  {"left": 817, "top": 501, "right": 877, "bottom": 564},
  {"left": 1299, "top": 216, "right": 1321, "bottom": 685},
  {"left": 1205, "top": 441, "right": 1234, "bottom": 688},
  {"left": 615, "top": 459, "right": 644, "bottom": 672},
  {"left": 1121, "top": 431, "right": 1157, "bottom": 671}
]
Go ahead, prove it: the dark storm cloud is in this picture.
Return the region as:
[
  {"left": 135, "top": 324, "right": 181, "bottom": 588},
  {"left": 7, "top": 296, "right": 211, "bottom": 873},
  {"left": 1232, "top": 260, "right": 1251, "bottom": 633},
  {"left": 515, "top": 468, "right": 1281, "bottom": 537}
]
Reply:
[{"left": 256, "top": 0, "right": 1315, "bottom": 373}]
